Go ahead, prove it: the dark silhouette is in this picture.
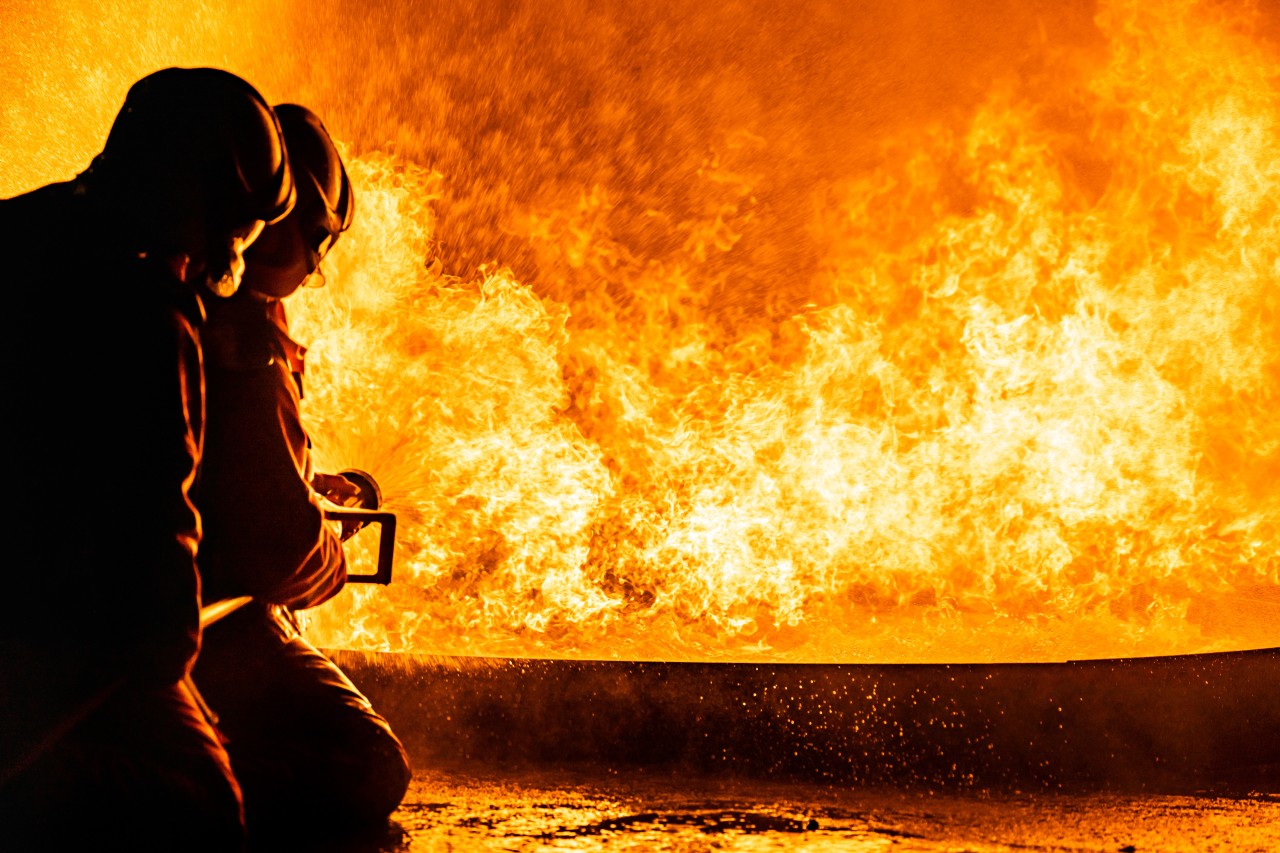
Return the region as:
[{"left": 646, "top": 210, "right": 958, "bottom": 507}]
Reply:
[
  {"left": 0, "top": 67, "right": 295, "bottom": 851},
  {"left": 191, "top": 103, "right": 412, "bottom": 840}
]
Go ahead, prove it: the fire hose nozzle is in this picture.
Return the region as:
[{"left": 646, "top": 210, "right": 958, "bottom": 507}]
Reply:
[
  {"left": 322, "top": 468, "right": 397, "bottom": 585},
  {"left": 338, "top": 468, "right": 382, "bottom": 511}
]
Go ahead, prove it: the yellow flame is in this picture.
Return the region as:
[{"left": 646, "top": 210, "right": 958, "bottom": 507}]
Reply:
[{"left": 3, "top": 0, "right": 1277, "bottom": 661}]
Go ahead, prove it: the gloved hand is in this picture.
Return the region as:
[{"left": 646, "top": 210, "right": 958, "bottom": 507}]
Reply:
[
  {"left": 311, "top": 471, "right": 368, "bottom": 540},
  {"left": 312, "top": 471, "right": 361, "bottom": 505}
]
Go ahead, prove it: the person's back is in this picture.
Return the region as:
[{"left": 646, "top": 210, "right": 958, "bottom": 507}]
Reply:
[
  {"left": 4, "top": 179, "right": 206, "bottom": 676},
  {"left": 0, "top": 67, "right": 294, "bottom": 852}
]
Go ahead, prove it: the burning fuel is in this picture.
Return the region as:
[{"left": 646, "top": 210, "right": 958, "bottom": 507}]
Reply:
[{"left": 3, "top": 0, "right": 1277, "bottom": 663}]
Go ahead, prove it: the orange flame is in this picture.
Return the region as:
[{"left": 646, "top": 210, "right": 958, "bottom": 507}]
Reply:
[{"left": 3, "top": 0, "right": 1277, "bottom": 661}]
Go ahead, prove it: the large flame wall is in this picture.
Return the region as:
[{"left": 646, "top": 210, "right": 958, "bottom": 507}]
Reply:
[{"left": 3, "top": 0, "right": 1277, "bottom": 662}]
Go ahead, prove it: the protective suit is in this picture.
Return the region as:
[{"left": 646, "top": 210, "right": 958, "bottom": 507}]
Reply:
[
  {"left": 192, "top": 104, "right": 411, "bottom": 837},
  {"left": 0, "top": 67, "right": 295, "bottom": 852},
  {"left": 197, "top": 294, "right": 347, "bottom": 610}
]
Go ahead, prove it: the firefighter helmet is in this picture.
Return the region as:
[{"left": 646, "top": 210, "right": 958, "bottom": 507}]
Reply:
[
  {"left": 243, "top": 104, "right": 355, "bottom": 298},
  {"left": 91, "top": 66, "right": 295, "bottom": 231}
]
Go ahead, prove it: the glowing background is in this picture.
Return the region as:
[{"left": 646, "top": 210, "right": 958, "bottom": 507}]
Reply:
[{"left": 2, "top": 0, "right": 1277, "bottom": 662}]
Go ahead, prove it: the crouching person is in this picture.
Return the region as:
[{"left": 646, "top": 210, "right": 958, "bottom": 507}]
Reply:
[
  {"left": 0, "top": 67, "right": 295, "bottom": 851},
  {"left": 191, "top": 103, "right": 412, "bottom": 840}
]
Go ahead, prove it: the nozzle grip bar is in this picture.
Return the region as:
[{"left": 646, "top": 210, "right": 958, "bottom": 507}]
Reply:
[{"left": 323, "top": 507, "right": 397, "bottom": 584}]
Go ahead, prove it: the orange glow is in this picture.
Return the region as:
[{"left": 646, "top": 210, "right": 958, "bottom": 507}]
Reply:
[{"left": 4, "top": 0, "right": 1277, "bottom": 662}]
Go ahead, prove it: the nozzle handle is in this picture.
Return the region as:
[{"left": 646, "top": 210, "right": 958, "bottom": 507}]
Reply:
[{"left": 323, "top": 507, "right": 397, "bottom": 585}]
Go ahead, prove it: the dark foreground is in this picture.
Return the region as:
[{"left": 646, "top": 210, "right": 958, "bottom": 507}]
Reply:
[{"left": 317, "top": 768, "right": 1280, "bottom": 852}]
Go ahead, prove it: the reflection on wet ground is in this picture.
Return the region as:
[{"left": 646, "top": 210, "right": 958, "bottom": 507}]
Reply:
[{"left": 322, "top": 769, "right": 1280, "bottom": 853}]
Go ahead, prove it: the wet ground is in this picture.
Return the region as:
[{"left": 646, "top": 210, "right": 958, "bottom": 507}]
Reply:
[
  {"left": 309, "top": 650, "right": 1280, "bottom": 850},
  {"left": 318, "top": 769, "right": 1280, "bottom": 853}
]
